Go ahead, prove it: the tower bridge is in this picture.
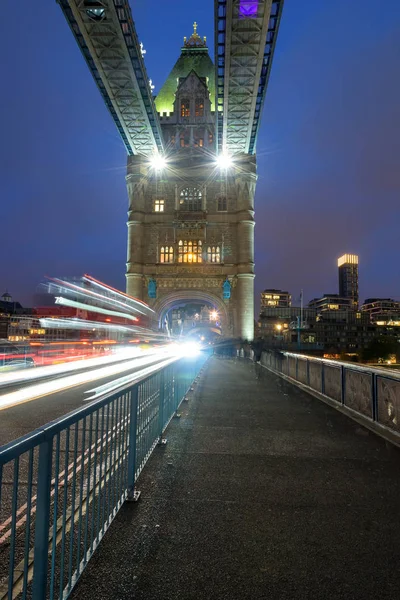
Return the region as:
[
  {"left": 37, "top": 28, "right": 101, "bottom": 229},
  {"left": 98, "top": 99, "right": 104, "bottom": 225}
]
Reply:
[{"left": 58, "top": 0, "right": 284, "bottom": 340}]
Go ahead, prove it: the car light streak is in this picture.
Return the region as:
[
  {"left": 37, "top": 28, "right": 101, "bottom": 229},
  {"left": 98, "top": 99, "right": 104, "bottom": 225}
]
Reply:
[
  {"left": 0, "top": 347, "right": 151, "bottom": 387},
  {"left": 84, "top": 356, "right": 178, "bottom": 401},
  {"left": 55, "top": 296, "right": 139, "bottom": 322},
  {"left": 0, "top": 350, "right": 174, "bottom": 410}
]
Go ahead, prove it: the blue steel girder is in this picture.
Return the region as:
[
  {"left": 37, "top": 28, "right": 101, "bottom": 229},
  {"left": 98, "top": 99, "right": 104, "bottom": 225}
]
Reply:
[
  {"left": 215, "top": 0, "right": 284, "bottom": 155},
  {"left": 57, "top": 0, "right": 164, "bottom": 156}
]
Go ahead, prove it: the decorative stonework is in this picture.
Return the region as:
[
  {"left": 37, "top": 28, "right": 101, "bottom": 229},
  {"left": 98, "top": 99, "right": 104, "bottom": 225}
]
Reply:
[
  {"left": 344, "top": 370, "right": 373, "bottom": 417},
  {"left": 377, "top": 377, "right": 400, "bottom": 432},
  {"left": 324, "top": 365, "right": 342, "bottom": 403}
]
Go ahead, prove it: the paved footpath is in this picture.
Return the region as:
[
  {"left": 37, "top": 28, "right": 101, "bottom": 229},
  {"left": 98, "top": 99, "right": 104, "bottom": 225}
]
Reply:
[{"left": 71, "top": 357, "right": 400, "bottom": 600}]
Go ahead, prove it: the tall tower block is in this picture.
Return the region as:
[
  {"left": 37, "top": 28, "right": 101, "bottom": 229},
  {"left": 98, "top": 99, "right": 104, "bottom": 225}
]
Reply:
[{"left": 338, "top": 254, "right": 359, "bottom": 309}]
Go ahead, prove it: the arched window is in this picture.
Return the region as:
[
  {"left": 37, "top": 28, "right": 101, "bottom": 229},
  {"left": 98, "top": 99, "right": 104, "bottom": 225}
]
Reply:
[
  {"left": 180, "top": 99, "right": 190, "bottom": 117},
  {"left": 207, "top": 246, "right": 221, "bottom": 263},
  {"left": 217, "top": 195, "right": 227, "bottom": 212},
  {"left": 160, "top": 246, "right": 174, "bottom": 263},
  {"left": 179, "top": 187, "right": 202, "bottom": 211},
  {"left": 195, "top": 98, "right": 204, "bottom": 117},
  {"left": 178, "top": 240, "right": 203, "bottom": 263}
]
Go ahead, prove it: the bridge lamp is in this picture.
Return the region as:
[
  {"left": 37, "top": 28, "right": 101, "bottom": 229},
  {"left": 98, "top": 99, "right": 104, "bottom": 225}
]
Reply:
[
  {"left": 216, "top": 153, "right": 233, "bottom": 170},
  {"left": 150, "top": 154, "right": 167, "bottom": 171},
  {"left": 210, "top": 310, "right": 218, "bottom": 321}
]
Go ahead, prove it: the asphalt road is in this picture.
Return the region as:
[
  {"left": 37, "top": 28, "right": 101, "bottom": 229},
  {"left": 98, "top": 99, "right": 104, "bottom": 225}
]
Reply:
[{"left": 0, "top": 357, "right": 164, "bottom": 447}]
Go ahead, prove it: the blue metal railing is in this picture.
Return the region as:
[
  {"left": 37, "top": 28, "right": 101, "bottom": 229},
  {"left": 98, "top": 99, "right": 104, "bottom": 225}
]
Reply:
[
  {"left": 0, "top": 352, "right": 209, "bottom": 599},
  {"left": 261, "top": 351, "right": 400, "bottom": 442}
]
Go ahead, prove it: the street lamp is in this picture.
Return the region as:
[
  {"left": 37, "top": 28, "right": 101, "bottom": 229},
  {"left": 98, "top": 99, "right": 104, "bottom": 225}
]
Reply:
[
  {"left": 150, "top": 154, "right": 167, "bottom": 171},
  {"left": 215, "top": 153, "right": 233, "bottom": 170}
]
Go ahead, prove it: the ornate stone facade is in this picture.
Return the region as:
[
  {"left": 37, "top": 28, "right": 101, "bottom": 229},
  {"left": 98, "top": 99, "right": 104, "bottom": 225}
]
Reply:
[{"left": 126, "top": 26, "right": 256, "bottom": 340}]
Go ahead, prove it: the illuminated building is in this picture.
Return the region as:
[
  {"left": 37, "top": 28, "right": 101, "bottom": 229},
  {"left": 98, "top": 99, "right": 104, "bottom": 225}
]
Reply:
[
  {"left": 260, "top": 289, "right": 291, "bottom": 309},
  {"left": 338, "top": 254, "right": 359, "bottom": 309},
  {"left": 125, "top": 25, "right": 256, "bottom": 340},
  {"left": 361, "top": 298, "right": 400, "bottom": 325},
  {"left": 308, "top": 294, "right": 354, "bottom": 312},
  {"left": 57, "top": 2, "right": 284, "bottom": 341}
]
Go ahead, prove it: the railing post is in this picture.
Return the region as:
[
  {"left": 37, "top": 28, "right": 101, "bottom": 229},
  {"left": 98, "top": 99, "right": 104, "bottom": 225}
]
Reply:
[
  {"left": 295, "top": 357, "right": 299, "bottom": 380},
  {"left": 306, "top": 359, "right": 310, "bottom": 386},
  {"left": 341, "top": 365, "right": 346, "bottom": 405},
  {"left": 32, "top": 438, "right": 53, "bottom": 600},
  {"left": 158, "top": 369, "right": 167, "bottom": 445},
  {"left": 321, "top": 362, "right": 325, "bottom": 395},
  {"left": 127, "top": 385, "right": 140, "bottom": 501},
  {"left": 371, "top": 373, "right": 378, "bottom": 421}
]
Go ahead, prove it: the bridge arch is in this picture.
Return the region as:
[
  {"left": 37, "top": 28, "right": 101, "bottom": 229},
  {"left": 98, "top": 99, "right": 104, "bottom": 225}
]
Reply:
[{"left": 152, "top": 290, "right": 230, "bottom": 336}]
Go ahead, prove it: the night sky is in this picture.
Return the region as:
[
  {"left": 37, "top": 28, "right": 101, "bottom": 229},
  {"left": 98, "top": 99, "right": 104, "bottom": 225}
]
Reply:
[{"left": 1, "top": 0, "right": 399, "bottom": 311}]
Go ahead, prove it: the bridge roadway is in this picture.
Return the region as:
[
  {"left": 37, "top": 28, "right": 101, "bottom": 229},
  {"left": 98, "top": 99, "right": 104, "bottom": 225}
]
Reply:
[
  {"left": 66, "top": 356, "right": 400, "bottom": 600},
  {"left": 0, "top": 355, "right": 166, "bottom": 447}
]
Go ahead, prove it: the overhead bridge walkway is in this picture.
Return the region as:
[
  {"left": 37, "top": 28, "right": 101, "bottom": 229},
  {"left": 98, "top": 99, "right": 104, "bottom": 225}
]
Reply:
[{"left": 67, "top": 355, "right": 400, "bottom": 600}]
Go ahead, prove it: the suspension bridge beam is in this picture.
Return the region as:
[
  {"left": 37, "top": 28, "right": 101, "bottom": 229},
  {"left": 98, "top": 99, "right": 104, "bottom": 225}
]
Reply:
[
  {"left": 215, "top": 0, "right": 284, "bottom": 155},
  {"left": 58, "top": 0, "right": 164, "bottom": 156}
]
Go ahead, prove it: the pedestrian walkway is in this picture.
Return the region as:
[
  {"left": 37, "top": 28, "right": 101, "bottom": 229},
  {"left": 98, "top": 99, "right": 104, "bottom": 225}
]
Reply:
[{"left": 70, "top": 357, "right": 400, "bottom": 600}]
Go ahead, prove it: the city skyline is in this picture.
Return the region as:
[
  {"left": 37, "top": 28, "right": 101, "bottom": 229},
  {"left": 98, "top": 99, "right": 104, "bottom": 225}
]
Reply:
[{"left": 1, "top": 0, "right": 399, "bottom": 309}]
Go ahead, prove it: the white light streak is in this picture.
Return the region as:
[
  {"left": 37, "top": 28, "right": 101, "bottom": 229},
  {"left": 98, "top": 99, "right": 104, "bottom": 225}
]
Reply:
[
  {"left": 55, "top": 297, "right": 139, "bottom": 322},
  {"left": 0, "top": 348, "right": 174, "bottom": 411}
]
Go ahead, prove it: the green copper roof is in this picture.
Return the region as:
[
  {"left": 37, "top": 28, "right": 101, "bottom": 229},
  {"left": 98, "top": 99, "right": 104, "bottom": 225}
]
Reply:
[{"left": 155, "top": 25, "right": 215, "bottom": 114}]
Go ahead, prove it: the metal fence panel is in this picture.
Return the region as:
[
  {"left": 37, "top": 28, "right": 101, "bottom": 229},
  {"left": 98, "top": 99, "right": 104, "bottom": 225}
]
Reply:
[{"left": 0, "top": 352, "right": 209, "bottom": 600}]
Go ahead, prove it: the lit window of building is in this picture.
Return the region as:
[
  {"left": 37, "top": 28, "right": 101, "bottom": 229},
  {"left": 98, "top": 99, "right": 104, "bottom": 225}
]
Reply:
[
  {"left": 180, "top": 99, "right": 190, "bottom": 117},
  {"left": 208, "top": 132, "right": 214, "bottom": 145},
  {"left": 195, "top": 98, "right": 204, "bottom": 117},
  {"left": 160, "top": 246, "right": 174, "bottom": 263},
  {"left": 154, "top": 199, "right": 164, "bottom": 212},
  {"left": 179, "top": 187, "right": 202, "bottom": 211},
  {"left": 178, "top": 240, "right": 202, "bottom": 263},
  {"left": 207, "top": 246, "right": 220, "bottom": 263}
]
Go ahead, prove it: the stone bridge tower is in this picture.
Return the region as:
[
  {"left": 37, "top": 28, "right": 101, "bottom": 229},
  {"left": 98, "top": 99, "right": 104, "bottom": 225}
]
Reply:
[{"left": 126, "top": 24, "right": 255, "bottom": 340}]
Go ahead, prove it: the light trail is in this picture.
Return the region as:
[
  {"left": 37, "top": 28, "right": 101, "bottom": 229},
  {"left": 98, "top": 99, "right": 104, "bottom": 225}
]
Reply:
[
  {"left": 0, "top": 348, "right": 175, "bottom": 411},
  {"left": 55, "top": 296, "right": 139, "bottom": 322},
  {"left": 0, "top": 346, "right": 150, "bottom": 387}
]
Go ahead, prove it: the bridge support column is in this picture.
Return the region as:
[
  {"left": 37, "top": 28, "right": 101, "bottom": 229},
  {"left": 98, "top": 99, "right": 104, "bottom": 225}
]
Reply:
[
  {"left": 236, "top": 273, "right": 255, "bottom": 341},
  {"left": 126, "top": 272, "right": 143, "bottom": 300}
]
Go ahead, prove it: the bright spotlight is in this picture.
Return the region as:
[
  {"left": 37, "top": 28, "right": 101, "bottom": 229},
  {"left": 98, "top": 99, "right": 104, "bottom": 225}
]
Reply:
[
  {"left": 150, "top": 154, "right": 167, "bottom": 171},
  {"left": 216, "top": 153, "right": 233, "bottom": 170},
  {"left": 210, "top": 310, "right": 218, "bottom": 321}
]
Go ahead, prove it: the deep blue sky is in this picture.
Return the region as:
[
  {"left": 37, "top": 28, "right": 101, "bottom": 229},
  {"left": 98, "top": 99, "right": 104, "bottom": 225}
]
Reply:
[{"left": 1, "top": 0, "right": 399, "bottom": 310}]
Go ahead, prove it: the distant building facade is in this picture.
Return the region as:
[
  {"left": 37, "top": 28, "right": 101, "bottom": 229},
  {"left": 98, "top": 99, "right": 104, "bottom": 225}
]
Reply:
[
  {"left": 361, "top": 298, "right": 400, "bottom": 324},
  {"left": 338, "top": 254, "right": 359, "bottom": 308},
  {"left": 308, "top": 294, "right": 354, "bottom": 312}
]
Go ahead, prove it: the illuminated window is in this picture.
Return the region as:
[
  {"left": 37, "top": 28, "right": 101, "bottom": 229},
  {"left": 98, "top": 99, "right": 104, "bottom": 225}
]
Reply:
[
  {"left": 178, "top": 240, "right": 202, "bottom": 263},
  {"left": 180, "top": 132, "right": 189, "bottom": 147},
  {"left": 195, "top": 98, "right": 204, "bottom": 117},
  {"left": 179, "top": 187, "right": 202, "bottom": 211},
  {"left": 194, "top": 133, "right": 204, "bottom": 147},
  {"left": 160, "top": 246, "right": 174, "bottom": 263},
  {"left": 207, "top": 246, "right": 221, "bottom": 263},
  {"left": 208, "top": 132, "right": 214, "bottom": 145},
  {"left": 154, "top": 199, "right": 164, "bottom": 212},
  {"left": 217, "top": 195, "right": 227, "bottom": 211},
  {"left": 181, "top": 99, "right": 190, "bottom": 117}
]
